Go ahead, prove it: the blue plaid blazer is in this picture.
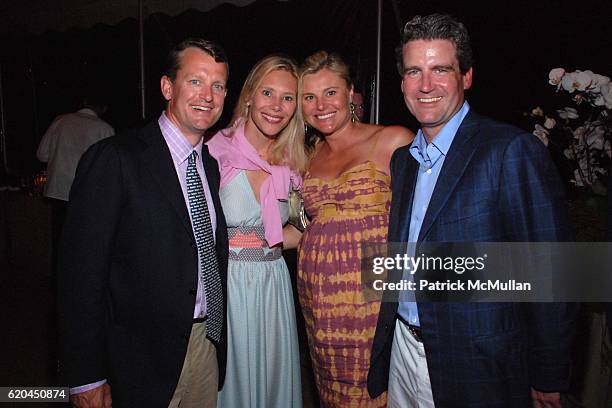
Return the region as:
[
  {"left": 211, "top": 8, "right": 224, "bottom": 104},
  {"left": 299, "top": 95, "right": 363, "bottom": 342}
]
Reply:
[{"left": 368, "top": 111, "right": 577, "bottom": 407}]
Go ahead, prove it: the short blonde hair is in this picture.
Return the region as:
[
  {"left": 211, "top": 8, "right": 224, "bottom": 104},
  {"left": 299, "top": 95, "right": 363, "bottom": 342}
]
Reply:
[{"left": 231, "top": 55, "right": 308, "bottom": 173}]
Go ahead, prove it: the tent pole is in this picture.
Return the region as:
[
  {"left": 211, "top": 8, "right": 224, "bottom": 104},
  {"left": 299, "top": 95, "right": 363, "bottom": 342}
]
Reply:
[
  {"left": 139, "top": 0, "right": 146, "bottom": 120},
  {"left": 0, "top": 63, "right": 8, "bottom": 173},
  {"left": 374, "top": 0, "right": 382, "bottom": 124}
]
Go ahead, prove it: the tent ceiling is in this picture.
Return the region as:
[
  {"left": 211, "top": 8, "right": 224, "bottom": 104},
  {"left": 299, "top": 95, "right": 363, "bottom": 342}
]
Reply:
[{"left": 1, "top": 0, "right": 262, "bottom": 35}]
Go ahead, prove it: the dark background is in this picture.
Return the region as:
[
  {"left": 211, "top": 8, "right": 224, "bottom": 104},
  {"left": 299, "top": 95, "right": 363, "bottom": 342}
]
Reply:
[
  {"left": 0, "top": 0, "right": 610, "bottom": 176},
  {"left": 0, "top": 1, "right": 610, "bottom": 402}
]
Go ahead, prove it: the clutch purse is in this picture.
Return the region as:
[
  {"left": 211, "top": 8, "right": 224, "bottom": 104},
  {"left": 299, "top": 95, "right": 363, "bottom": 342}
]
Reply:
[{"left": 288, "top": 181, "right": 309, "bottom": 232}]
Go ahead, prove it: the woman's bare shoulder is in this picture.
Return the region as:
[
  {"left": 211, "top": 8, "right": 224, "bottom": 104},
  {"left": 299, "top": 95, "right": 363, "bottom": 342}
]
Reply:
[
  {"left": 379, "top": 125, "right": 414, "bottom": 149},
  {"left": 371, "top": 125, "right": 414, "bottom": 170}
]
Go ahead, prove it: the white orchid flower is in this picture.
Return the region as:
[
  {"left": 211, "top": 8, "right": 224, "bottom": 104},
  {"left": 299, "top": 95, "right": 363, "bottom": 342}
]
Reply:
[
  {"left": 561, "top": 72, "right": 578, "bottom": 92},
  {"left": 573, "top": 126, "right": 587, "bottom": 141},
  {"left": 543, "top": 66, "right": 611, "bottom": 190},
  {"left": 575, "top": 70, "right": 594, "bottom": 91},
  {"left": 560, "top": 71, "right": 593, "bottom": 93},
  {"left": 533, "top": 124, "right": 549, "bottom": 146},
  {"left": 549, "top": 68, "right": 565, "bottom": 86},
  {"left": 543, "top": 117, "right": 557, "bottom": 129},
  {"left": 558, "top": 107, "right": 579, "bottom": 119},
  {"left": 601, "top": 83, "right": 612, "bottom": 109},
  {"left": 586, "top": 126, "right": 605, "bottom": 149},
  {"left": 589, "top": 74, "right": 611, "bottom": 93}
]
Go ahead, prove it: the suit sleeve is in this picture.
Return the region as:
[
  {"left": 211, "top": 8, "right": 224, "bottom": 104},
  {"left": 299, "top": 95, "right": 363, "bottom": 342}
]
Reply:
[
  {"left": 390, "top": 147, "right": 400, "bottom": 175},
  {"left": 498, "top": 133, "right": 578, "bottom": 392},
  {"left": 57, "top": 139, "right": 123, "bottom": 387}
]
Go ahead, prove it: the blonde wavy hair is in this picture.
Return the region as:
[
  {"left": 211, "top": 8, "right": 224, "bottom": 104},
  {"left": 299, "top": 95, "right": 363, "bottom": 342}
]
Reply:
[
  {"left": 231, "top": 54, "right": 308, "bottom": 174},
  {"left": 299, "top": 50, "right": 353, "bottom": 88}
]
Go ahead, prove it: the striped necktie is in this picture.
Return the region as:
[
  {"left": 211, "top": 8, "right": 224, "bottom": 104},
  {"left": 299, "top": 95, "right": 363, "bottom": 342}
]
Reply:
[{"left": 186, "top": 150, "right": 223, "bottom": 342}]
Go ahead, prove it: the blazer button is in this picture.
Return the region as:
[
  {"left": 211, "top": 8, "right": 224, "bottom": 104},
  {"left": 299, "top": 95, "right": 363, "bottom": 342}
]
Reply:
[{"left": 189, "top": 288, "right": 197, "bottom": 296}]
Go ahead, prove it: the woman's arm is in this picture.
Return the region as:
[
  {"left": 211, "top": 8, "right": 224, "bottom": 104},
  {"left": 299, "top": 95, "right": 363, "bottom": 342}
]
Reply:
[{"left": 282, "top": 223, "right": 303, "bottom": 250}]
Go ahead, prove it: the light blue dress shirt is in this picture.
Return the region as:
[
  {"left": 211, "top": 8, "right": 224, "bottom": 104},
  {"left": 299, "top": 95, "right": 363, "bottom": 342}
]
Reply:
[{"left": 397, "top": 101, "right": 471, "bottom": 326}]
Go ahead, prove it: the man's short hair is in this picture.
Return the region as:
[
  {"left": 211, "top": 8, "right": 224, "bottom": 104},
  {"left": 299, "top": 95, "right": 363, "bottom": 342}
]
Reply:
[
  {"left": 396, "top": 14, "right": 473, "bottom": 75},
  {"left": 164, "top": 38, "right": 228, "bottom": 81}
]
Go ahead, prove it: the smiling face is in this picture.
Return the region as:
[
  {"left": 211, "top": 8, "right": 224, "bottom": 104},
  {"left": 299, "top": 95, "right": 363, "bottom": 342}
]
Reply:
[
  {"left": 301, "top": 68, "right": 353, "bottom": 135},
  {"left": 161, "top": 47, "right": 228, "bottom": 144},
  {"left": 400, "top": 39, "right": 472, "bottom": 142},
  {"left": 245, "top": 69, "right": 297, "bottom": 139}
]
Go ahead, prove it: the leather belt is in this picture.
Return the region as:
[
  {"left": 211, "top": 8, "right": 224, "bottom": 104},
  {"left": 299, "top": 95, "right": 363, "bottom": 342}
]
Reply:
[
  {"left": 193, "top": 315, "right": 208, "bottom": 324},
  {"left": 396, "top": 313, "right": 422, "bottom": 343}
]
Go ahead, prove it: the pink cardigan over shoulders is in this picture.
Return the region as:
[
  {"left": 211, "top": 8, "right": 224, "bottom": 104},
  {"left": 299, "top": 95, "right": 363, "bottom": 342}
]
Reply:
[{"left": 206, "top": 122, "right": 301, "bottom": 247}]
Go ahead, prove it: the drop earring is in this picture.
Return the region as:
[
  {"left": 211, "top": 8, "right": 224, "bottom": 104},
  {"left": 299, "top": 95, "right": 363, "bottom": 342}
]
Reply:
[{"left": 349, "top": 102, "right": 358, "bottom": 123}]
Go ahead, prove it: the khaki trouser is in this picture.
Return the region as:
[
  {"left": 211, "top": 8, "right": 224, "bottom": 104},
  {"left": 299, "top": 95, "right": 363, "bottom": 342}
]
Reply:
[
  {"left": 169, "top": 321, "right": 218, "bottom": 408},
  {"left": 388, "top": 320, "right": 435, "bottom": 408}
]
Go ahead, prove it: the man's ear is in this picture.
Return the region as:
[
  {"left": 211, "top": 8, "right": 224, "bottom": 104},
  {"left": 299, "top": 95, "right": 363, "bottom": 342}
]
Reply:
[
  {"left": 160, "top": 76, "right": 173, "bottom": 101},
  {"left": 463, "top": 67, "right": 473, "bottom": 90}
]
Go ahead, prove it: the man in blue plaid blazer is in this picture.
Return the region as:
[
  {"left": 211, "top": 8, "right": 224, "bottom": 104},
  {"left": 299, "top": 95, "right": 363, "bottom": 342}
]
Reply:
[{"left": 368, "top": 14, "right": 577, "bottom": 407}]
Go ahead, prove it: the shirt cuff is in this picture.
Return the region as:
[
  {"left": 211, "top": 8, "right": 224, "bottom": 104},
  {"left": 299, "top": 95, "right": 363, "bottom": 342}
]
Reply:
[{"left": 70, "top": 380, "right": 107, "bottom": 395}]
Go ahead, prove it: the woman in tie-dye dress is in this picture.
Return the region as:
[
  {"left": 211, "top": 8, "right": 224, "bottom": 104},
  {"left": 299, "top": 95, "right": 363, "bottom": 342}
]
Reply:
[{"left": 297, "top": 51, "right": 414, "bottom": 407}]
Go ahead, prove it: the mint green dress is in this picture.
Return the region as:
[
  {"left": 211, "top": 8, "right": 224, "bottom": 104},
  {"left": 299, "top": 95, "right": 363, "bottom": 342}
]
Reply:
[{"left": 217, "top": 171, "right": 302, "bottom": 408}]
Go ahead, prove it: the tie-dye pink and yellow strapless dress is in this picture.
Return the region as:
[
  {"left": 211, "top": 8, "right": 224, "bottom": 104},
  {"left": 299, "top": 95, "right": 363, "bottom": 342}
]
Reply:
[{"left": 298, "top": 161, "right": 390, "bottom": 408}]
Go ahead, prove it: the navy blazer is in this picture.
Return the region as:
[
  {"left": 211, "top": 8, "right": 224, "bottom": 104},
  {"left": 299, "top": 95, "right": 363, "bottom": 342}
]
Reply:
[
  {"left": 367, "top": 111, "right": 577, "bottom": 407},
  {"left": 58, "top": 121, "right": 228, "bottom": 407}
]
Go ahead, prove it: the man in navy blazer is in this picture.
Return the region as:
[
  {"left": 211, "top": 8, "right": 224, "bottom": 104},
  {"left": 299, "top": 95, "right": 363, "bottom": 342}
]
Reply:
[
  {"left": 58, "top": 39, "right": 229, "bottom": 407},
  {"left": 367, "top": 14, "right": 576, "bottom": 407}
]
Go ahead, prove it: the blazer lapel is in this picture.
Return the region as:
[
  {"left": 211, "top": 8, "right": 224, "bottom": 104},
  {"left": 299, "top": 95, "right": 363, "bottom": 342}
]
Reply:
[
  {"left": 393, "top": 153, "right": 419, "bottom": 244},
  {"left": 201, "top": 144, "right": 221, "bottom": 211},
  {"left": 140, "top": 123, "right": 193, "bottom": 235},
  {"left": 418, "top": 112, "right": 481, "bottom": 241},
  {"left": 200, "top": 144, "right": 227, "bottom": 240}
]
